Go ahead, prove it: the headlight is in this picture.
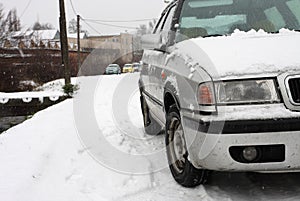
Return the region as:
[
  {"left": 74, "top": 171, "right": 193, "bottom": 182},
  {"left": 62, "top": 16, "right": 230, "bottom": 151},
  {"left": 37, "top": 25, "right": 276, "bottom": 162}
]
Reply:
[{"left": 215, "top": 79, "right": 280, "bottom": 104}]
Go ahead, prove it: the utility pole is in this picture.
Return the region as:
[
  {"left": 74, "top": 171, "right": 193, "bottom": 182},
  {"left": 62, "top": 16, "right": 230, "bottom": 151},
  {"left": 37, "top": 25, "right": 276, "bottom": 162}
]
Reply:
[
  {"left": 59, "top": 0, "right": 71, "bottom": 85},
  {"left": 77, "top": 15, "right": 81, "bottom": 71}
]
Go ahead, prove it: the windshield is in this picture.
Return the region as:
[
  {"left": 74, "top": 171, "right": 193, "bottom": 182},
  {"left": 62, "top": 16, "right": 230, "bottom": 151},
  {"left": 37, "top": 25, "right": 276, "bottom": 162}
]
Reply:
[
  {"left": 177, "top": 0, "right": 300, "bottom": 39},
  {"left": 107, "top": 65, "right": 118, "bottom": 69}
]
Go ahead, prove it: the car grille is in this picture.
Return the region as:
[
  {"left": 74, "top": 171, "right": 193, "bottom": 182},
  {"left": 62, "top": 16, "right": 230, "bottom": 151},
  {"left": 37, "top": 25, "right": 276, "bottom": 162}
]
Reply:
[{"left": 288, "top": 77, "right": 300, "bottom": 104}]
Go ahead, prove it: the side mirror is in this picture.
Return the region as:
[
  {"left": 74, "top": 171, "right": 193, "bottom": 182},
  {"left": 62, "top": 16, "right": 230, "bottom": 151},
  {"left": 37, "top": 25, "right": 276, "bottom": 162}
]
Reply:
[{"left": 141, "top": 34, "right": 162, "bottom": 50}]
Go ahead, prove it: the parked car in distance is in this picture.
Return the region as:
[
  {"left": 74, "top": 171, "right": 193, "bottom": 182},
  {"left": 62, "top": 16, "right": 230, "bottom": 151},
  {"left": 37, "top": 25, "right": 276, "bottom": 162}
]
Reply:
[
  {"left": 139, "top": 0, "right": 300, "bottom": 187},
  {"left": 122, "top": 64, "right": 134, "bottom": 73},
  {"left": 105, "top": 64, "right": 121, "bottom": 75},
  {"left": 132, "top": 63, "right": 141, "bottom": 72}
]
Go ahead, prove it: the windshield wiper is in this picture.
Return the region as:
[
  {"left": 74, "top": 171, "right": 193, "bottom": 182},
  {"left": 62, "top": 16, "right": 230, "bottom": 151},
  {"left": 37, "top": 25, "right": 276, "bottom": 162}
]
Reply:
[{"left": 203, "top": 34, "right": 223, "bottom": 38}]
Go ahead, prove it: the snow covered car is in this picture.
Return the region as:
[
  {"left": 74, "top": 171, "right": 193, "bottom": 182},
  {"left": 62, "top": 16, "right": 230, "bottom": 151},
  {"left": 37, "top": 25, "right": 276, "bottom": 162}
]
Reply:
[
  {"left": 105, "top": 64, "right": 121, "bottom": 75},
  {"left": 139, "top": 0, "right": 300, "bottom": 187}
]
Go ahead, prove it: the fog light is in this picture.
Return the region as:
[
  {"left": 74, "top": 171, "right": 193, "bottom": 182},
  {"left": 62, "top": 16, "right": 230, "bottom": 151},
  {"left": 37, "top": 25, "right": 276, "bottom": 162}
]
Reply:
[{"left": 242, "top": 147, "right": 258, "bottom": 161}]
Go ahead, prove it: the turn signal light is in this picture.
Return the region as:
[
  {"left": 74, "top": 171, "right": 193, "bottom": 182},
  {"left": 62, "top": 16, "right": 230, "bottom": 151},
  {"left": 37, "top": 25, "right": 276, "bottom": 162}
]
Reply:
[{"left": 198, "top": 83, "right": 215, "bottom": 105}]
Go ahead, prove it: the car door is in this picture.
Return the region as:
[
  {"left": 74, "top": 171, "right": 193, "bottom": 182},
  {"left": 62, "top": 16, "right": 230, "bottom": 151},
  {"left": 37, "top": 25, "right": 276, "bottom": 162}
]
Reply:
[
  {"left": 153, "top": 5, "right": 177, "bottom": 105},
  {"left": 152, "top": 4, "right": 178, "bottom": 123},
  {"left": 140, "top": 9, "right": 167, "bottom": 100},
  {"left": 141, "top": 2, "right": 179, "bottom": 124}
]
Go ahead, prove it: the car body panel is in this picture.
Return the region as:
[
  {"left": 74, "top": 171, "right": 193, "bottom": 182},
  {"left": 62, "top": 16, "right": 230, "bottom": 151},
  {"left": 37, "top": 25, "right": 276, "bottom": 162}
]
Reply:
[
  {"left": 105, "top": 64, "right": 121, "bottom": 75},
  {"left": 123, "top": 64, "right": 134, "bottom": 73},
  {"left": 139, "top": 0, "right": 300, "bottom": 172}
]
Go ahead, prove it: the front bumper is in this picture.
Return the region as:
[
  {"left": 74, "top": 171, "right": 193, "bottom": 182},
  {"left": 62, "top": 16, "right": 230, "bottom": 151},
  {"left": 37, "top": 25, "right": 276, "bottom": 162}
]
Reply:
[
  {"left": 182, "top": 104, "right": 300, "bottom": 172},
  {"left": 123, "top": 68, "right": 133, "bottom": 73}
]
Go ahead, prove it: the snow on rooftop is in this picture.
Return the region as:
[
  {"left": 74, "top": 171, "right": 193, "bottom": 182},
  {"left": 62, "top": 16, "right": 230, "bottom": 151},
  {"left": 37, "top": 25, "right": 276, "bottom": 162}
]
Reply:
[
  {"left": 68, "top": 32, "right": 87, "bottom": 39},
  {"left": 32, "top": 30, "right": 59, "bottom": 40},
  {"left": 11, "top": 30, "right": 60, "bottom": 41}
]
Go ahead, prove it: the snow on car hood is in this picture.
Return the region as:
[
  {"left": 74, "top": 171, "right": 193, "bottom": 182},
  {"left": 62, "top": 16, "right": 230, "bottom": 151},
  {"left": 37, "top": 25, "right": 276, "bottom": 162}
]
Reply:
[{"left": 174, "top": 29, "right": 300, "bottom": 79}]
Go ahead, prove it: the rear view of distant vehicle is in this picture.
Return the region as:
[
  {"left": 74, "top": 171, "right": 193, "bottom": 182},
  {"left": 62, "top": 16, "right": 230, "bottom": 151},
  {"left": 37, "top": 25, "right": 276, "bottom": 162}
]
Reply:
[
  {"left": 132, "top": 63, "right": 141, "bottom": 72},
  {"left": 122, "top": 64, "right": 134, "bottom": 73},
  {"left": 105, "top": 64, "right": 121, "bottom": 75}
]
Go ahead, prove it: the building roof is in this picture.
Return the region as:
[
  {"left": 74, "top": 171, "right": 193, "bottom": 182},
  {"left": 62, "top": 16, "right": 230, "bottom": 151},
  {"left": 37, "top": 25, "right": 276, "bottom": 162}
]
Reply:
[
  {"left": 68, "top": 32, "right": 88, "bottom": 39},
  {"left": 12, "top": 30, "right": 60, "bottom": 41},
  {"left": 88, "top": 32, "right": 133, "bottom": 39},
  {"left": 32, "top": 30, "right": 60, "bottom": 40}
]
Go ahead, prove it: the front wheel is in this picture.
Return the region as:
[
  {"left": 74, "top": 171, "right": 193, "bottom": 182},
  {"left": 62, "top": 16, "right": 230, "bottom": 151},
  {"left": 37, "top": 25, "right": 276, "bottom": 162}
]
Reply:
[{"left": 166, "top": 105, "right": 209, "bottom": 187}]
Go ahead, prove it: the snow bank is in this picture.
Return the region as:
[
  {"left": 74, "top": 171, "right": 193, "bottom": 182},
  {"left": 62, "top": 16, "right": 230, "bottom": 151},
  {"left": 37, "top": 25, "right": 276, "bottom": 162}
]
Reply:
[
  {"left": 35, "top": 77, "right": 79, "bottom": 92},
  {"left": 0, "top": 74, "right": 214, "bottom": 201},
  {"left": 0, "top": 91, "right": 64, "bottom": 99}
]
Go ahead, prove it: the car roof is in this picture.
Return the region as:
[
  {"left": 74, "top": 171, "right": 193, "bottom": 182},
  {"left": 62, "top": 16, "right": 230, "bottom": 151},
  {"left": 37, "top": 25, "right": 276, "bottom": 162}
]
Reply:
[{"left": 109, "top": 64, "right": 118, "bottom": 66}]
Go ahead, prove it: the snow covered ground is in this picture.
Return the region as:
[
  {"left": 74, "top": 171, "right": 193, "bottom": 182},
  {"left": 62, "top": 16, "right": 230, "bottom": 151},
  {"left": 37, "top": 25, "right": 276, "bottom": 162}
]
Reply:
[{"left": 1, "top": 73, "right": 300, "bottom": 201}]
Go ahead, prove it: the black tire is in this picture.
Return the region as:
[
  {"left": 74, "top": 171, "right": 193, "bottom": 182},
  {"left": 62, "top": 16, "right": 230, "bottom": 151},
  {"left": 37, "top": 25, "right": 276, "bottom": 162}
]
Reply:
[
  {"left": 166, "top": 105, "right": 209, "bottom": 187},
  {"left": 140, "top": 95, "right": 162, "bottom": 135}
]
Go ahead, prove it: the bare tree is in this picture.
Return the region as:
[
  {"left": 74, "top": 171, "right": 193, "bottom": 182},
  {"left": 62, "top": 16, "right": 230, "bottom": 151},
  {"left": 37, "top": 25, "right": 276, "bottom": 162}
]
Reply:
[
  {"left": 6, "top": 9, "right": 21, "bottom": 32},
  {"left": 0, "top": 5, "right": 21, "bottom": 43},
  {"left": 68, "top": 18, "right": 87, "bottom": 34},
  {"left": 136, "top": 24, "right": 147, "bottom": 36},
  {"left": 32, "top": 22, "right": 54, "bottom": 30},
  {"left": 68, "top": 18, "right": 77, "bottom": 34},
  {"left": 0, "top": 4, "right": 5, "bottom": 40}
]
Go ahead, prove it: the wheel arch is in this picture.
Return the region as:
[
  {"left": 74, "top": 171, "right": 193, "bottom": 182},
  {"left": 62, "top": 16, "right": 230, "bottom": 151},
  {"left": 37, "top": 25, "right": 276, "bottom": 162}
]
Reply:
[{"left": 164, "top": 83, "right": 181, "bottom": 114}]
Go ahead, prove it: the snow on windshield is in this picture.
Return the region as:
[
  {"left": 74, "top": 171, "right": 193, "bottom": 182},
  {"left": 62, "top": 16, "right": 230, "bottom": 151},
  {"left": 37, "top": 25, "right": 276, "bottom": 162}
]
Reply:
[{"left": 177, "top": 0, "right": 300, "bottom": 40}]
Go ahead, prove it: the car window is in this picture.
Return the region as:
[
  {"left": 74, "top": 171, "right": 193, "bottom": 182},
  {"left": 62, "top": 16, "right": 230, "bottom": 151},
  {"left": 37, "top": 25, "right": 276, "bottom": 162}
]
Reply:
[
  {"left": 264, "top": 7, "right": 286, "bottom": 30},
  {"left": 176, "top": 0, "right": 300, "bottom": 42},
  {"left": 286, "top": 0, "right": 300, "bottom": 24},
  {"left": 161, "top": 6, "right": 176, "bottom": 45}
]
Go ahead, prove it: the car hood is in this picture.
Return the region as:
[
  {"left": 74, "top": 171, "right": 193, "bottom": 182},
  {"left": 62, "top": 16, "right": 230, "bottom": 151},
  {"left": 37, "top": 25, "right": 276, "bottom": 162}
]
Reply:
[
  {"left": 106, "top": 67, "right": 118, "bottom": 70},
  {"left": 174, "top": 29, "right": 300, "bottom": 79}
]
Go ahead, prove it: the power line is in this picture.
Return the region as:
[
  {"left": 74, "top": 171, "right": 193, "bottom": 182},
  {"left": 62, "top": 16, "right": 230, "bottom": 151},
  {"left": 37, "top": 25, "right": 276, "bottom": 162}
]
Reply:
[
  {"left": 81, "top": 18, "right": 102, "bottom": 35},
  {"left": 68, "top": 1, "right": 102, "bottom": 35},
  {"left": 69, "top": 0, "right": 156, "bottom": 24},
  {"left": 69, "top": 0, "right": 77, "bottom": 16},
  {"left": 84, "top": 18, "right": 157, "bottom": 23},
  {"left": 84, "top": 19, "right": 138, "bottom": 30},
  {"left": 68, "top": 0, "right": 153, "bottom": 34},
  {"left": 20, "top": 0, "right": 32, "bottom": 18}
]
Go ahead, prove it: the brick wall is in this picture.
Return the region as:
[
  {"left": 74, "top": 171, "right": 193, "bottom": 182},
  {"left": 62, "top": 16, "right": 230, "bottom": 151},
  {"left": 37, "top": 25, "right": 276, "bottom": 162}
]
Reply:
[{"left": 0, "top": 48, "right": 88, "bottom": 92}]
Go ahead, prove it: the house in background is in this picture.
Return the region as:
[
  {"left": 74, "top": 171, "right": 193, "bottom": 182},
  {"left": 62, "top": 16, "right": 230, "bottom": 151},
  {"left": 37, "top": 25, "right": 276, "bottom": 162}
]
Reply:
[
  {"left": 78, "top": 33, "right": 134, "bottom": 63},
  {"left": 7, "top": 29, "right": 61, "bottom": 49},
  {"left": 67, "top": 32, "right": 88, "bottom": 50},
  {"left": 66, "top": 32, "right": 134, "bottom": 75}
]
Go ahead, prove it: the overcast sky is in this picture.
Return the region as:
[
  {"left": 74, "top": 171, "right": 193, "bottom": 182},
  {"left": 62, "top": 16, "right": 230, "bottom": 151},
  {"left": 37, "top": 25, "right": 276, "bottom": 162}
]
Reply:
[{"left": 1, "top": 0, "right": 166, "bottom": 35}]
